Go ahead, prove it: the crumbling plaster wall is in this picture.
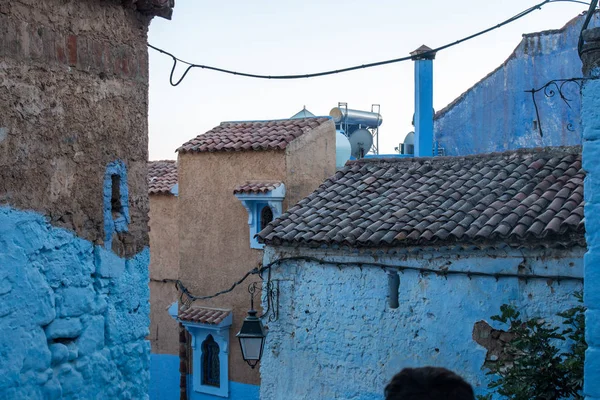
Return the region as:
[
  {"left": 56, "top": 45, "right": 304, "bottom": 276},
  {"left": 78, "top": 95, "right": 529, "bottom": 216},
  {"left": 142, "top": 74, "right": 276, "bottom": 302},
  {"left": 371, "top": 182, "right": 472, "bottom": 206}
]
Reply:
[
  {"left": 260, "top": 246, "right": 584, "bottom": 400},
  {"left": 0, "top": 0, "right": 151, "bottom": 255}
]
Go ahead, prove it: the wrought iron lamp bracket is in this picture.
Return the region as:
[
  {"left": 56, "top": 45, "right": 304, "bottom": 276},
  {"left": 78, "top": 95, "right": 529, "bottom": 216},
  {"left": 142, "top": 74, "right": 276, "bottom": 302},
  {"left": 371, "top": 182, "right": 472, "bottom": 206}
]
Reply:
[{"left": 525, "top": 77, "right": 597, "bottom": 137}]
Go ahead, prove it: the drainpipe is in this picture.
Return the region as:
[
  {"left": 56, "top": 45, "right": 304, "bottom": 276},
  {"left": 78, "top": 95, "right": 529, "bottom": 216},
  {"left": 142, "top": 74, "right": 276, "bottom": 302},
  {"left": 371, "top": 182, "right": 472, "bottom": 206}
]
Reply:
[{"left": 411, "top": 45, "right": 436, "bottom": 157}]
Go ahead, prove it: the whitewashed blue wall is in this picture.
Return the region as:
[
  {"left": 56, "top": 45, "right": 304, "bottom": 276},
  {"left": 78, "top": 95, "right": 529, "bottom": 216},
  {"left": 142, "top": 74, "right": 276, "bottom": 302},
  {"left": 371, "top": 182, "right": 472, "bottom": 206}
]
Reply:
[{"left": 260, "top": 246, "right": 584, "bottom": 400}]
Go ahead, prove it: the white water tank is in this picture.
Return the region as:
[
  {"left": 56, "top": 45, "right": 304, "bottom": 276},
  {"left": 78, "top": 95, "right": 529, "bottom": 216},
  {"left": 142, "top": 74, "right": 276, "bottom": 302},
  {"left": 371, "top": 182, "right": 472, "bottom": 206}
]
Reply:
[{"left": 336, "top": 130, "right": 351, "bottom": 169}]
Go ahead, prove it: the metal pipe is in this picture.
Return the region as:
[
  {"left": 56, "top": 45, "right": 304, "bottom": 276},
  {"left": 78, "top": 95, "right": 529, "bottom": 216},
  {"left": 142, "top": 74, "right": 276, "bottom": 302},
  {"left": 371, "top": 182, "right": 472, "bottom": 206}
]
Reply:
[{"left": 388, "top": 271, "right": 400, "bottom": 309}]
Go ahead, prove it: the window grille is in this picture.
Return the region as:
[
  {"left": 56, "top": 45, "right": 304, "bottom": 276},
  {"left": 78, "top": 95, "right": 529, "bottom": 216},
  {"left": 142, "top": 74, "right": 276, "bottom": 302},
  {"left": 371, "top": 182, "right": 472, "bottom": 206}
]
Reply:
[
  {"left": 201, "top": 335, "right": 220, "bottom": 387},
  {"left": 260, "top": 206, "right": 274, "bottom": 231}
]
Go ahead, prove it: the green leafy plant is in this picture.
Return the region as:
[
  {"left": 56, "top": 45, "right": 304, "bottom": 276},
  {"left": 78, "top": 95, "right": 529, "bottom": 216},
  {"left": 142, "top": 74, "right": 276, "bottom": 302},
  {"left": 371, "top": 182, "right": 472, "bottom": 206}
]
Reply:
[{"left": 481, "top": 292, "right": 586, "bottom": 400}]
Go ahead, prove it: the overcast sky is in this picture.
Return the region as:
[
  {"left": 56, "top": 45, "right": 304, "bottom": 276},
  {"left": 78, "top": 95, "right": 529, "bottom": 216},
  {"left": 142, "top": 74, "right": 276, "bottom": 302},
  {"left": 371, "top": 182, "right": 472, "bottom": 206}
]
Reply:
[{"left": 147, "top": 0, "right": 591, "bottom": 160}]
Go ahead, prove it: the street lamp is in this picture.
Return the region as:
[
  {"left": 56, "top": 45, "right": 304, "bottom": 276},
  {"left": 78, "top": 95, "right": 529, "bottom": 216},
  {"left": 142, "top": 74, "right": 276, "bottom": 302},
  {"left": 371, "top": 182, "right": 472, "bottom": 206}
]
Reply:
[
  {"left": 237, "top": 309, "right": 266, "bottom": 369},
  {"left": 237, "top": 282, "right": 267, "bottom": 369}
]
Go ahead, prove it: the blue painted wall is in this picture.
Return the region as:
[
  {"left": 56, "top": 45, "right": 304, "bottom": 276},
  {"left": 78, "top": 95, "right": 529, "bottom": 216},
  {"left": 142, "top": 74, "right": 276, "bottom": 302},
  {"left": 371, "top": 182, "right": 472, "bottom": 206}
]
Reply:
[
  {"left": 0, "top": 206, "right": 150, "bottom": 399},
  {"left": 260, "top": 246, "right": 584, "bottom": 400},
  {"left": 149, "top": 354, "right": 260, "bottom": 400},
  {"left": 435, "top": 13, "right": 600, "bottom": 156},
  {"left": 581, "top": 56, "right": 600, "bottom": 400}
]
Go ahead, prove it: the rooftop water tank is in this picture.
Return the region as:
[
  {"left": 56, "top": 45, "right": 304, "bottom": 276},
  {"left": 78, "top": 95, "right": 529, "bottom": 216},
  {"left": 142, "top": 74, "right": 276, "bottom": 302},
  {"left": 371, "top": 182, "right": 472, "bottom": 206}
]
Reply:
[
  {"left": 329, "top": 108, "right": 383, "bottom": 128},
  {"left": 336, "top": 130, "right": 351, "bottom": 169}
]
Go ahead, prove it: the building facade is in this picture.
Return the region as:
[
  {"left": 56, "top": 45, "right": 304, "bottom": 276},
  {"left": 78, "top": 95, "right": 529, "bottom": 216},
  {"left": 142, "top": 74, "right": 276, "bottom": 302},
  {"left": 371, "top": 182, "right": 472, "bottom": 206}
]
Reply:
[
  {"left": 0, "top": 0, "right": 173, "bottom": 399},
  {"left": 435, "top": 12, "right": 600, "bottom": 156},
  {"left": 148, "top": 117, "right": 337, "bottom": 399},
  {"left": 258, "top": 147, "right": 585, "bottom": 399}
]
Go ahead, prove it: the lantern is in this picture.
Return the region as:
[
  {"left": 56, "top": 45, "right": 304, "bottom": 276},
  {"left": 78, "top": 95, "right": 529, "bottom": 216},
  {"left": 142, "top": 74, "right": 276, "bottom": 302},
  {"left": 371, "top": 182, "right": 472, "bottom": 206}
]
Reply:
[{"left": 236, "top": 309, "right": 266, "bottom": 368}]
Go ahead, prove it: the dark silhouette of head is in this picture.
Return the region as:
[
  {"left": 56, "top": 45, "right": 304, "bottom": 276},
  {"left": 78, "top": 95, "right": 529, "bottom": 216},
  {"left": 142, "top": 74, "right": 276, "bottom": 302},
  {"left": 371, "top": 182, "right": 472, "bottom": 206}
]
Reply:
[{"left": 385, "top": 367, "right": 475, "bottom": 400}]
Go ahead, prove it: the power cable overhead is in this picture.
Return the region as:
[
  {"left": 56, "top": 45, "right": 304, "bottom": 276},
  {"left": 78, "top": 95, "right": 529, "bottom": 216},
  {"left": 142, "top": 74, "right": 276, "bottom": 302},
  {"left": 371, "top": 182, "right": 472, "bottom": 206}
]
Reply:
[{"left": 149, "top": 0, "right": 593, "bottom": 86}]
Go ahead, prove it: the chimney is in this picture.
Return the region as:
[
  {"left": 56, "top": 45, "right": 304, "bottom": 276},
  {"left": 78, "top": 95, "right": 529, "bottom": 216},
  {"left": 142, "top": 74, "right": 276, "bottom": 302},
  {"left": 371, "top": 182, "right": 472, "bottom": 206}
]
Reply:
[{"left": 411, "top": 45, "right": 436, "bottom": 157}]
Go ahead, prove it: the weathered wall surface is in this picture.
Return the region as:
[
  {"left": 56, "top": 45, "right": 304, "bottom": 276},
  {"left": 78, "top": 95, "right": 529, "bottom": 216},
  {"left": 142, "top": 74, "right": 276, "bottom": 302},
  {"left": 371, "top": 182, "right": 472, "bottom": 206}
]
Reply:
[
  {"left": 581, "top": 49, "right": 600, "bottom": 400},
  {"left": 0, "top": 0, "right": 151, "bottom": 256},
  {"left": 0, "top": 207, "right": 150, "bottom": 400},
  {"left": 178, "top": 150, "right": 287, "bottom": 386},
  {"left": 435, "top": 13, "right": 600, "bottom": 156},
  {"left": 148, "top": 194, "right": 180, "bottom": 356},
  {"left": 260, "top": 246, "right": 584, "bottom": 400},
  {"left": 0, "top": 0, "right": 155, "bottom": 398},
  {"left": 149, "top": 195, "right": 180, "bottom": 281},
  {"left": 285, "top": 119, "right": 336, "bottom": 206}
]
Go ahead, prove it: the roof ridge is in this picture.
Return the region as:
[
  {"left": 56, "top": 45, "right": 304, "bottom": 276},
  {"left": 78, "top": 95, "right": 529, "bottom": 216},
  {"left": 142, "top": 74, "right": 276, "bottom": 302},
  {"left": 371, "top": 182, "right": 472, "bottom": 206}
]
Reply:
[
  {"left": 221, "top": 116, "right": 331, "bottom": 125},
  {"left": 349, "top": 145, "right": 581, "bottom": 166}
]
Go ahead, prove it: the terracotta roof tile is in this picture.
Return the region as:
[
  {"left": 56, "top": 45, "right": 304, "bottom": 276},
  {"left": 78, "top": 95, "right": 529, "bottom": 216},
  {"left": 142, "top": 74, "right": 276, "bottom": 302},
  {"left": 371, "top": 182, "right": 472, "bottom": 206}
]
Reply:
[
  {"left": 258, "top": 146, "right": 585, "bottom": 249},
  {"left": 233, "top": 181, "right": 282, "bottom": 195},
  {"left": 148, "top": 160, "right": 177, "bottom": 195},
  {"left": 178, "top": 307, "right": 231, "bottom": 325},
  {"left": 177, "top": 117, "right": 331, "bottom": 153}
]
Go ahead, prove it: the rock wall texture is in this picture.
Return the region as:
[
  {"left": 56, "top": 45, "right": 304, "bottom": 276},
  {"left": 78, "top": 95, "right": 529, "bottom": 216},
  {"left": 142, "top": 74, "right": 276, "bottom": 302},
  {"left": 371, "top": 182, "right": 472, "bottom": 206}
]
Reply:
[
  {"left": 434, "top": 13, "right": 600, "bottom": 156},
  {"left": 260, "top": 247, "right": 584, "bottom": 400},
  {"left": 0, "top": 0, "right": 156, "bottom": 398},
  {"left": 0, "top": 207, "right": 150, "bottom": 399},
  {"left": 0, "top": 0, "right": 151, "bottom": 256}
]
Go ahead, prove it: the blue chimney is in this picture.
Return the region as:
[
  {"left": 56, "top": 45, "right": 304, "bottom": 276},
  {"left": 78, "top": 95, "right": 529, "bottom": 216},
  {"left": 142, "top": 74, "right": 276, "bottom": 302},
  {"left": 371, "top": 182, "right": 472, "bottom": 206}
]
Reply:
[{"left": 411, "top": 45, "right": 436, "bottom": 157}]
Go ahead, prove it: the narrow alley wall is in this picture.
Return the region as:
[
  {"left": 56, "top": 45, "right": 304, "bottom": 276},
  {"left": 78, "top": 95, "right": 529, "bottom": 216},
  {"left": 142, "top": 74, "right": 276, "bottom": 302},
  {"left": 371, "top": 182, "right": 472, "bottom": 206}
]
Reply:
[
  {"left": 435, "top": 13, "right": 600, "bottom": 156},
  {"left": 0, "top": 0, "right": 170, "bottom": 397}
]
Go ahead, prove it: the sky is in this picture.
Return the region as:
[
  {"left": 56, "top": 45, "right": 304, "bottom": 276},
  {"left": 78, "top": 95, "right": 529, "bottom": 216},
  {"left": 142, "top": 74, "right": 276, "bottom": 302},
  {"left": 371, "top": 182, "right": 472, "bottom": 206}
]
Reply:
[{"left": 147, "top": 0, "right": 592, "bottom": 161}]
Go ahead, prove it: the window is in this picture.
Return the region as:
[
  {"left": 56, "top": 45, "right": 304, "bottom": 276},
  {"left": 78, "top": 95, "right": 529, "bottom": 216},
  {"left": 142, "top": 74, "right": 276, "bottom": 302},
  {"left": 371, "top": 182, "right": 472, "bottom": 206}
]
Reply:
[
  {"left": 234, "top": 183, "right": 286, "bottom": 249},
  {"left": 260, "top": 206, "right": 274, "bottom": 231},
  {"left": 201, "top": 335, "right": 220, "bottom": 387},
  {"left": 169, "top": 303, "right": 232, "bottom": 398},
  {"left": 103, "top": 161, "right": 130, "bottom": 250},
  {"left": 111, "top": 175, "right": 123, "bottom": 220}
]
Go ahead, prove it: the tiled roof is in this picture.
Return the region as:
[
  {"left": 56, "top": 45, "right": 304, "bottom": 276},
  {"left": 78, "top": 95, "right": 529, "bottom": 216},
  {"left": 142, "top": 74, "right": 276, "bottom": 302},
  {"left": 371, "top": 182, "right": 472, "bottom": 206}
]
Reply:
[
  {"left": 179, "top": 307, "right": 231, "bottom": 325},
  {"left": 258, "top": 146, "right": 585, "bottom": 249},
  {"left": 177, "top": 117, "right": 331, "bottom": 153},
  {"left": 234, "top": 181, "right": 283, "bottom": 195},
  {"left": 148, "top": 160, "right": 177, "bottom": 195}
]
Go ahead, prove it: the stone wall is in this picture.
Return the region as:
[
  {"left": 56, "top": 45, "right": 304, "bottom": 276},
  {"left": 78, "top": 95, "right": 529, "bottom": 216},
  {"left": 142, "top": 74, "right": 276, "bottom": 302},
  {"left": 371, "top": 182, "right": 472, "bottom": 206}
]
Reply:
[
  {"left": 434, "top": 13, "right": 600, "bottom": 156},
  {"left": 260, "top": 246, "right": 584, "bottom": 399},
  {"left": 0, "top": 0, "right": 151, "bottom": 256},
  {"left": 0, "top": 0, "right": 156, "bottom": 398},
  {"left": 0, "top": 207, "right": 150, "bottom": 399}
]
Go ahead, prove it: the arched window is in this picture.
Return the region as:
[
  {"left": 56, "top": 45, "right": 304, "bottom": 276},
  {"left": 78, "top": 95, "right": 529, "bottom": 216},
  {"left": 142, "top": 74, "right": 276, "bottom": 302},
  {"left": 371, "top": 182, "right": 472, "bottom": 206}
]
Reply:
[
  {"left": 201, "top": 335, "right": 220, "bottom": 387},
  {"left": 260, "top": 206, "right": 274, "bottom": 231}
]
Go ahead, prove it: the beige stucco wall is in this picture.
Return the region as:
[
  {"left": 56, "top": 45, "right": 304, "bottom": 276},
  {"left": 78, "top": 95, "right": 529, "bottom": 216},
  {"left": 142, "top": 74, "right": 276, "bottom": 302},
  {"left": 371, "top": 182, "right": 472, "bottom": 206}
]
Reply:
[
  {"left": 176, "top": 120, "right": 337, "bottom": 386},
  {"left": 177, "top": 150, "right": 286, "bottom": 385},
  {"left": 149, "top": 194, "right": 180, "bottom": 355},
  {"left": 285, "top": 119, "right": 337, "bottom": 205}
]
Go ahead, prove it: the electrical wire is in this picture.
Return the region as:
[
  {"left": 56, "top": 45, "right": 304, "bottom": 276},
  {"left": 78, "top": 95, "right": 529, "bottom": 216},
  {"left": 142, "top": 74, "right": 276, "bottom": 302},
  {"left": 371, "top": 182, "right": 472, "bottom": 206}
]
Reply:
[
  {"left": 149, "top": 0, "right": 591, "bottom": 86},
  {"left": 156, "top": 255, "right": 583, "bottom": 307}
]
